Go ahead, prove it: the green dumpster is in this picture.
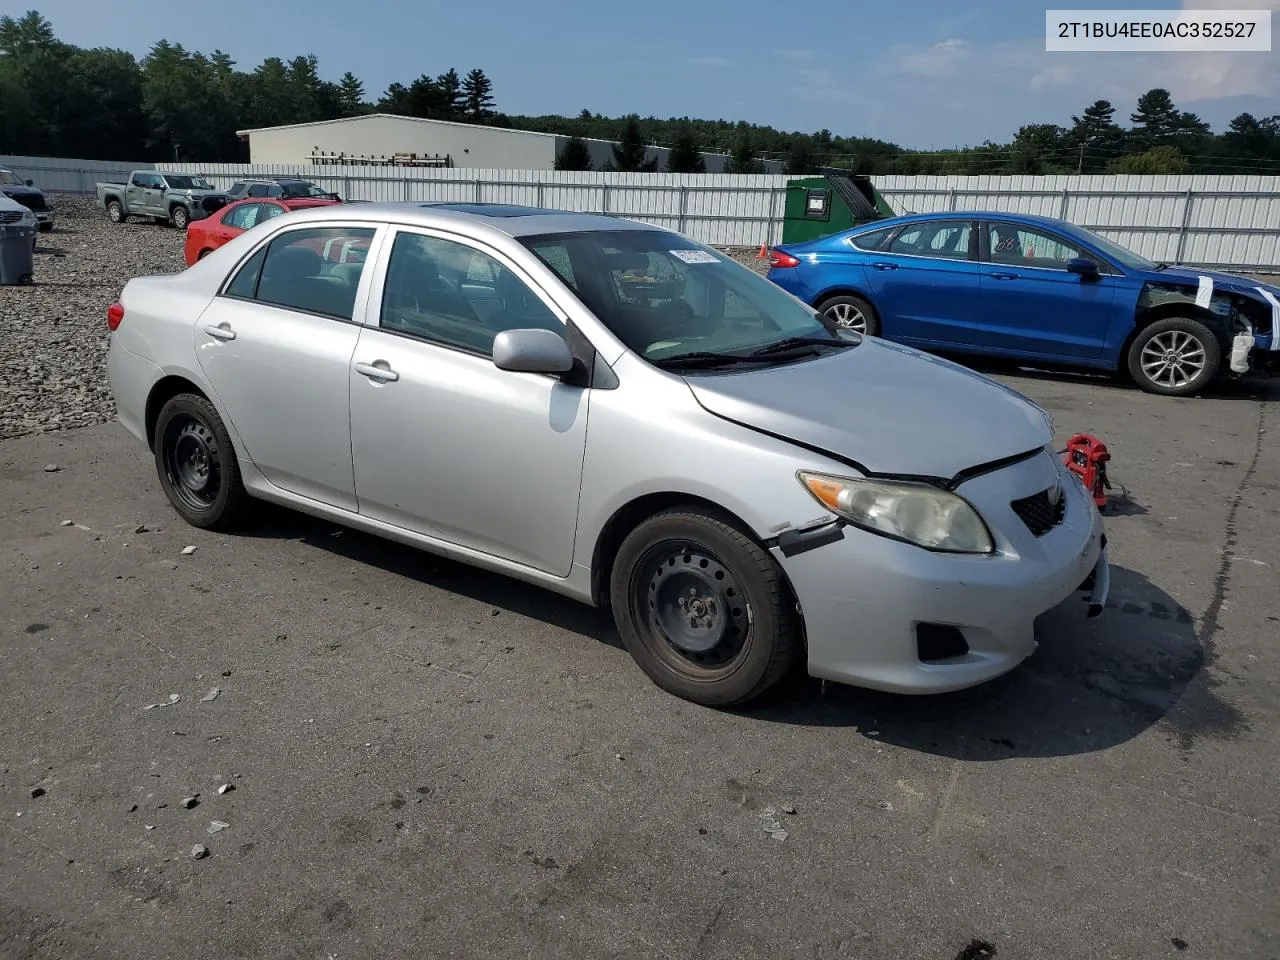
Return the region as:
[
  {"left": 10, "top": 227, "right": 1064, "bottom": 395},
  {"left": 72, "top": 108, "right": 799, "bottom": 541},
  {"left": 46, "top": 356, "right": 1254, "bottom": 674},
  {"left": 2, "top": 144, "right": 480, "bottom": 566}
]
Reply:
[{"left": 781, "top": 171, "right": 895, "bottom": 245}]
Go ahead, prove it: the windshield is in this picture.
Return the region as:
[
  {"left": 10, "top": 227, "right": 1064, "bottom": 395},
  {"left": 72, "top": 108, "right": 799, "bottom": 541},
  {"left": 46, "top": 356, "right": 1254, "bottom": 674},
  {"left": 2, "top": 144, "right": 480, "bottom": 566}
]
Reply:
[
  {"left": 1075, "top": 226, "right": 1157, "bottom": 271},
  {"left": 280, "top": 181, "right": 331, "bottom": 199},
  {"left": 165, "top": 175, "right": 212, "bottom": 190},
  {"left": 520, "top": 230, "right": 850, "bottom": 368},
  {"left": 0, "top": 170, "right": 25, "bottom": 186}
]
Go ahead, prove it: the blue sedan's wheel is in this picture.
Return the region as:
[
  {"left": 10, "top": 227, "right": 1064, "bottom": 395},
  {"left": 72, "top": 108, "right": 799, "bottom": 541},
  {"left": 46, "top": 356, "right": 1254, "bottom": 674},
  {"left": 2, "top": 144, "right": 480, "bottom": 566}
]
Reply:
[
  {"left": 818, "top": 294, "right": 879, "bottom": 337},
  {"left": 609, "top": 508, "right": 800, "bottom": 707},
  {"left": 1127, "top": 317, "right": 1221, "bottom": 397}
]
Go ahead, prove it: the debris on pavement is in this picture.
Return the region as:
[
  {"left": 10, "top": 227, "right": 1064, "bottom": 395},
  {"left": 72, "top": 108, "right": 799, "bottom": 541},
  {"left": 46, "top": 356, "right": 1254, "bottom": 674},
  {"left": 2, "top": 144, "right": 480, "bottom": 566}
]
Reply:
[
  {"left": 614, "top": 753, "right": 623, "bottom": 761},
  {"left": 200, "top": 687, "right": 221, "bottom": 703},
  {"left": 207, "top": 820, "right": 229, "bottom": 834},
  {"left": 142, "top": 694, "right": 181, "bottom": 710},
  {"left": 43, "top": 464, "right": 60, "bottom": 472},
  {"left": 145, "top": 825, "right": 154, "bottom": 830},
  {"left": 781, "top": 802, "right": 797, "bottom": 815},
  {"left": 29, "top": 786, "right": 45, "bottom": 799},
  {"left": 181, "top": 796, "right": 199, "bottom": 809},
  {"left": 191, "top": 844, "right": 209, "bottom": 859},
  {"left": 759, "top": 806, "right": 789, "bottom": 841},
  {"left": 128, "top": 804, "right": 138, "bottom": 813},
  {"left": 134, "top": 524, "right": 149, "bottom": 534},
  {"left": 877, "top": 800, "right": 894, "bottom": 811},
  {"left": 59, "top": 520, "right": 73, "bottom": 527},
  {"left": 217, "top": 783, "right": 234, "bottom": 795},
  {"left": 181, "top": 545, "right": 197, "bottom": 556}
]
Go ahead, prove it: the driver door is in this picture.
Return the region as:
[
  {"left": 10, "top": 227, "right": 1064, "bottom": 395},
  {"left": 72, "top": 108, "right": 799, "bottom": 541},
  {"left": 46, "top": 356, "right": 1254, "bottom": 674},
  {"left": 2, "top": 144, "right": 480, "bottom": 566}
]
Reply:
[{"left": 347, "top": 228, "right": 590, "bottom": 576}]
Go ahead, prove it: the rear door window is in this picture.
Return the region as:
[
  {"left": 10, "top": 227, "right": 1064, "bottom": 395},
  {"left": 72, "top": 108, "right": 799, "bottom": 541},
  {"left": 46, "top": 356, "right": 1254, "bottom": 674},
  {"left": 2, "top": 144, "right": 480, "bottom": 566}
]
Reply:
[
  {"left": 223, "top": 226, "right": 376, "bottom": 321},
  {"left": 885, "top": 220, "right": 973, "bottom": 260}
]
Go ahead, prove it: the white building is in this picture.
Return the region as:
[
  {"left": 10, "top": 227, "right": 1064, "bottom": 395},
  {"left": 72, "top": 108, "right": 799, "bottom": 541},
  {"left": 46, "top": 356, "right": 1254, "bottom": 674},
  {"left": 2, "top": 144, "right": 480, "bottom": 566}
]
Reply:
[{"left": 235, "top": 113, "right": 781, "bottom": 173}]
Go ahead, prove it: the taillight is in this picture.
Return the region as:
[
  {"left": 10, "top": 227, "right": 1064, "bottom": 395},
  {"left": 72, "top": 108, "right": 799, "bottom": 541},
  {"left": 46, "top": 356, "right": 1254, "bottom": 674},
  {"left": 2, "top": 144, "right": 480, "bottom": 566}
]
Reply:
[
  {"left": 769, "top": 250, "right": 800, "bottom": 269},
  {"left": 107, "top": 302, "right": 124, "bottom": 331}
]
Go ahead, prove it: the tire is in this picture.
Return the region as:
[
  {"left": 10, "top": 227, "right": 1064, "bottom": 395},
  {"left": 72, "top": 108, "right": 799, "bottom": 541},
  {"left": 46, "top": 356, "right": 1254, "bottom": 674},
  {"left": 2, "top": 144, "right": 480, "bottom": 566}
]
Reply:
[
  {"left": 169, "top": 205, "right": 189, "bottom": 230},
  {"left": 609, "top": 507, "right": 800, "bottom": 707},
  {"left": 817, "top": 294, "right": 880, "bottom": 336},
  {"left": 38, "top": 222, "right": 53, "bottom": 233},
  {"left": 106, "top": 199, "right": 124, "bottom": 223},
  {"left": 197, "top": 248, "right": 213, "bottom": 260},
  {"left": 1126, "top": 316, "right": 1221, "bottom": 397},
  {"left": 153, "top": 393, "right": 249, "bottom": 530}
]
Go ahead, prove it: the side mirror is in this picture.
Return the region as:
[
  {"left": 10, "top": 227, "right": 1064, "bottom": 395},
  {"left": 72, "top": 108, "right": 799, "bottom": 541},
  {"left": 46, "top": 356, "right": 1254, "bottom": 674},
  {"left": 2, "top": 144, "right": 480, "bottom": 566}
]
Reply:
[
  {"left": 1066, "top": 257, "right": 1100, "bottom": 280},
  {"left": 492, "top": 328, "right": 574, "bottom": 375},
  {"left": 25, "top": 179, "right": 33, "bottom": 186}
]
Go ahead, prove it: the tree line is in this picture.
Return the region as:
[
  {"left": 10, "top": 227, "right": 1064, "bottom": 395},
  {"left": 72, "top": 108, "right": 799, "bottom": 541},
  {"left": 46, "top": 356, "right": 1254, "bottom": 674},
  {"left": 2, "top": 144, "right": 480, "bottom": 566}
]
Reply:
[{"left": 2, "top": 9, "right": 1279, "bottom": 177}]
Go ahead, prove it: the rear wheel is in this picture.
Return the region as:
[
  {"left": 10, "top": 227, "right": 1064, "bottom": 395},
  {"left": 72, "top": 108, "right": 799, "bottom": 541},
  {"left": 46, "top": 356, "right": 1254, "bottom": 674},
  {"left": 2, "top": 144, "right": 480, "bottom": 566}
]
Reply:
[
  {"left": 106, "top": 200, "right": 125, "bottom": 223},
  {"left": 817, "top": 294, "right": 879, "bottom": 336},
  {"left": 169, "top": 205, "right": 190, "bottom": 230},
  {"left": 1127, "top": 317, "right": 1221, "bottom": 397},
  {"left": 197, "top": 248, "right": 213, "bottom": 260},
  {"left": 609, "top": 508, "right": 800, "bottom": 707},
  {"left": 153, "top": 394, "right": 248, "bottom": 530}
]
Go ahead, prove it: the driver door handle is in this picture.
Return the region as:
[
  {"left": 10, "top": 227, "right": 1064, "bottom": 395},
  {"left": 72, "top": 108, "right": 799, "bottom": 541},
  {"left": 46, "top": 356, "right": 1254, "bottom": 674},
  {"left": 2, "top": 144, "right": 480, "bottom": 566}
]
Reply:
[
  {"left": 355, "top": 360, "right": 399, "bottom": 383},
  {"left": 870, "top": 262, "right": 898, "bottom": 271},
  {"left": 203, "top": 322, "right": 236, "bottom": 341},
  {"left": 990, "top": 271, "right": 1019, "bottom": 280}
]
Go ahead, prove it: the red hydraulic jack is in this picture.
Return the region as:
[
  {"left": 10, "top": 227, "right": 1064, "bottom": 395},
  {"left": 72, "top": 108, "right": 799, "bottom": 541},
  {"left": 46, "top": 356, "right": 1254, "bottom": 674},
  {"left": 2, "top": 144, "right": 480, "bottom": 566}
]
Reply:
[{"left": 1063, "top": 433, "right": 1111, "bottom": 511}]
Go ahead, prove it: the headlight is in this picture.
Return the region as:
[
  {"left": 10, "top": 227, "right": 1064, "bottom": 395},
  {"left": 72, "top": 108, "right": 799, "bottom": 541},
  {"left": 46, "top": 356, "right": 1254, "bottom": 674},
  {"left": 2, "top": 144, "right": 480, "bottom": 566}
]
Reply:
[
  {"left": 798, "top": 471, "right": 994, "bottom": 554},
  {"left": 19, "top": 209, "right": 35, "bottom": 227}
]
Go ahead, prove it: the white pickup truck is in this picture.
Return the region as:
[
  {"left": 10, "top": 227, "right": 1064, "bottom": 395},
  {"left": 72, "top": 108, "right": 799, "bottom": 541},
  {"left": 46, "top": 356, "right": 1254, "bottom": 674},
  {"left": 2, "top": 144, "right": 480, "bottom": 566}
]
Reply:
[{"left": 95, "top": 171, "right": 222, "bottom": 229}]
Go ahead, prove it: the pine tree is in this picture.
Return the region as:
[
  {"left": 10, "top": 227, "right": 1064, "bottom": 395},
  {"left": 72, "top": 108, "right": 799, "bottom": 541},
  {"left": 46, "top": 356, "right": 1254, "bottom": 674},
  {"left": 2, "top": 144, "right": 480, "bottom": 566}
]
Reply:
[
  {"left": 786, "top": 139, "right": 817, "bottom": 175},
  {"left": 728, "top": 133, "right": 761, "bottom": 173},
  {"left": 1129, "top": 88, "right": 1181, "bottom": 147},
  {"left": 555, "top": 136, "right": 592, "bottom": 170},
  {"left": 437, "top": 68, "right": 462, "bottom": 118},
  {"left": 461, "top": 68, "right": 494, "bottom": 120},
  {"left": 1069, "top": 99, "right": 1123, "bottom": 171},
  {"left": 665, "top": 128, "right": 705, "bottom": 173},
  {"left": 611, "top": 116, "right": 650, "bottom": 171},
  {"left": 337, "top": 72, "right": 364, "bottom": 116}
]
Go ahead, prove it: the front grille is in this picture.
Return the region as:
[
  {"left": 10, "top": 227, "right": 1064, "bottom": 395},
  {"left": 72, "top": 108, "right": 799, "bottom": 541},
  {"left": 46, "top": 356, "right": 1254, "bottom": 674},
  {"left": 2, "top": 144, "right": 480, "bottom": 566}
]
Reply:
[
  {"left": 2, "top": 191, "right": 45, "bottom": 212},
  {"left": 1011, "top": 487, "right": 1066, "bottom": 537},
  {"left": 0, "top": 210, "right": 22, "bottom": 224}
]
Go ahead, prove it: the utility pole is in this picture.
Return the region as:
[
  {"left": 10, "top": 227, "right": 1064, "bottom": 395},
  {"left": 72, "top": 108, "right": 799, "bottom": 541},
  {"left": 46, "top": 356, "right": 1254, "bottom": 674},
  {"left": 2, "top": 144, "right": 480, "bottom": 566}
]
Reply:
[{"left": 1077, "top": 142, "right": 1085, "bottom": 174}]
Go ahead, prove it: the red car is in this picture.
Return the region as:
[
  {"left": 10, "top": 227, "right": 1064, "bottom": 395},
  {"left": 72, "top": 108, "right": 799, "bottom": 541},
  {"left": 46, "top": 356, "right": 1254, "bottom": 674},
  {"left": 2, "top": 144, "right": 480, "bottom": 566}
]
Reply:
[{"left": 183, "top": 196, "right": 342, "bottom": 266}]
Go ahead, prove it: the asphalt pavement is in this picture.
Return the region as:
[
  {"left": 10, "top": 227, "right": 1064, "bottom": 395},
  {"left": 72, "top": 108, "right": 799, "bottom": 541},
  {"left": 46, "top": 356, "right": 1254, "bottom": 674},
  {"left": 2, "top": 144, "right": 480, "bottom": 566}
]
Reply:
[{"left": 2, "top": 366, "right": 1277, "bottom": 960}]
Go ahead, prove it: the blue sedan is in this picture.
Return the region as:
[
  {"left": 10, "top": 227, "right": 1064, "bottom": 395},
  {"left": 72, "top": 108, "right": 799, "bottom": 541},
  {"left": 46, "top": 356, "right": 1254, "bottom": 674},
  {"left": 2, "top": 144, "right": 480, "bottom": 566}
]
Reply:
[{"left": 766, "top": 211, "right": 1279, "bottom": 396}]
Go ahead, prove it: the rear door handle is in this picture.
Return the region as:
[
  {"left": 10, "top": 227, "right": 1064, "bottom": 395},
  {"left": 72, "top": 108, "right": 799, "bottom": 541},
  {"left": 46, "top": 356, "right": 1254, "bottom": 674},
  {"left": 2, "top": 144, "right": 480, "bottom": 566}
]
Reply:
[
  {"left": 990, "top": 271, "right": 1019, "bottom": 280},
  {"left": 870, "top": 262, "right": 898, "bottom": 271},
  {"left": 355, "top": 360, "right": 399, "bottom": 383},
  {"left": 203, "top": 323, "right": 236, "bottom": 341}
]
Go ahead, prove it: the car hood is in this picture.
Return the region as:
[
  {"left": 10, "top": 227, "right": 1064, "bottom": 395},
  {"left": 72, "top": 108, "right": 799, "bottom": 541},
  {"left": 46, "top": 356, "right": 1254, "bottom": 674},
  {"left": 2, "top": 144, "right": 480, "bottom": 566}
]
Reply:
[
  {"left": 0, "top": 185, "right": 42, "bottom": 199},
  {"left": 1140, "top": 264, "right": 1279, "bottom": 298},
  {"left": 684, "top": 337, "right": 1052, "bottom": 480}
]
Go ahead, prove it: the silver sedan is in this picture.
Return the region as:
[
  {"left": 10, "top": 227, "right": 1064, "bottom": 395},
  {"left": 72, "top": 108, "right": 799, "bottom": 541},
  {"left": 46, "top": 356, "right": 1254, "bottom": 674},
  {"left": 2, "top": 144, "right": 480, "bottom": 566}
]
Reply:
[{"left": 106, "top": 201, "right": 1109, "bottom": 707}]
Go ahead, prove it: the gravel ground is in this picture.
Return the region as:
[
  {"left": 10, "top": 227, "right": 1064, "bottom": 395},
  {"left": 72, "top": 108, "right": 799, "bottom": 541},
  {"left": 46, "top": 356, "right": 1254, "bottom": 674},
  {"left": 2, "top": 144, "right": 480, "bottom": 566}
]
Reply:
[{"left": 0, "top": 195, "right": 186, "bottom": 441}]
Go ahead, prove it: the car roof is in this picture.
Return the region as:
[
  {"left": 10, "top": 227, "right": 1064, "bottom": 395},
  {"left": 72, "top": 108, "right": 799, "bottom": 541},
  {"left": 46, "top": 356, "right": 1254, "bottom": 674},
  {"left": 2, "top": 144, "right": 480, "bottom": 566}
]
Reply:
[
  {"left": 267, "top": 201, "right": 666, "bottom": 239},
  {"left": 852, "top": 210, "right": 1075, "bottom": 232}
]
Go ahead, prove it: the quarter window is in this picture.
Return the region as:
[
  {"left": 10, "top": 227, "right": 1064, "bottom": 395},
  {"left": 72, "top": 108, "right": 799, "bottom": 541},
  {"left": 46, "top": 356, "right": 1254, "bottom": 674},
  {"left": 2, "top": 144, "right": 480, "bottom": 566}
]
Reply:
[
  {"left": 247, "top": 184, "right": 271, "bottom": 198},
  {"left": 380, "top": 232, "right": 562, "bottom": 356},
  {"left": 885, "top": 220, "right": 972, "bottom": 259},
  {"left": 225, "top": 226, "right": 375, "bottom": 320},
  {"left": 986, "top": 223, "right": 1091, "bottom": 270},
  {"left": 849, "top": 226, "right": 895, "bottom": 251},
  {"left": 223, "top": 203, "right": 266, "bottom": 231}
]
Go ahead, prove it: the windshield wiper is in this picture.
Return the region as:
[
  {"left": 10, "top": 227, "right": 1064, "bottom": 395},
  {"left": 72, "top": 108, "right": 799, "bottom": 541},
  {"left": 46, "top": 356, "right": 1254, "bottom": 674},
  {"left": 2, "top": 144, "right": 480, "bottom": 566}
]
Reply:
[
  {"left": 650, "top": 351, "right": 762, "bottom": 370},
  {"left": 743, "top": 336, "right": 852, "bottom": 359}
]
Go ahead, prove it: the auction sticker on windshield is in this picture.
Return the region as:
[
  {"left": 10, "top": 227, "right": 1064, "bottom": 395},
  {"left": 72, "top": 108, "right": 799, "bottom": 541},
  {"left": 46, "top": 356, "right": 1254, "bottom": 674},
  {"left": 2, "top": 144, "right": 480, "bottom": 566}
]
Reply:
[{"left": 670, "top": 249, "right": 720, "bottom": 264}]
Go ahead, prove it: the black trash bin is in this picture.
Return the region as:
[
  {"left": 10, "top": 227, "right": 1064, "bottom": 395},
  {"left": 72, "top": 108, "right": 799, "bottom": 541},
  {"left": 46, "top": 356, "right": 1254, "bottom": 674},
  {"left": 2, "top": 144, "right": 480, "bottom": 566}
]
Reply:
[{"left": 0, "top": 221, "right": 36, "bottom": 285}]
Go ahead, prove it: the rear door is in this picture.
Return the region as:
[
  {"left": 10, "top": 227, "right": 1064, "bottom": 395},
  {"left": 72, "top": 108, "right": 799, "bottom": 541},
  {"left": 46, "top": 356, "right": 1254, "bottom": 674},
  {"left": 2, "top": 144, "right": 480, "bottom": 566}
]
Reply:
[
  {"left": 194, "top": 222, "right": 384, "bottom": 510},
  {"left": 125, "top": 173, "right": 155, "bottom": 215},
  {"left": 975, "top": 220, "right": 1118, "bottom": 360},
  {"left": 862, "top": 219, "right": 983, "bottom": 344}
]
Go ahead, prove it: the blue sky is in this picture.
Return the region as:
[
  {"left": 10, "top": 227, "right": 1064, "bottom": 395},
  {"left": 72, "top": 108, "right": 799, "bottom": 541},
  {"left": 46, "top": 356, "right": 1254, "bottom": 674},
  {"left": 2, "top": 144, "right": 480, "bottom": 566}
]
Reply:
[{"left": 26, "top": 0, "right": 1280, "bottom": 147}]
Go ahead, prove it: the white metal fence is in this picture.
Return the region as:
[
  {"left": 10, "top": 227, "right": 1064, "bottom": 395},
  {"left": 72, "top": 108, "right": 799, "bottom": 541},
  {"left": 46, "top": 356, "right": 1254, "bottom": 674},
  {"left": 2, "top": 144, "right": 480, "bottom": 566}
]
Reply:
[{"left": 4, "top": 154, "right": 1279, "bottom": 269}]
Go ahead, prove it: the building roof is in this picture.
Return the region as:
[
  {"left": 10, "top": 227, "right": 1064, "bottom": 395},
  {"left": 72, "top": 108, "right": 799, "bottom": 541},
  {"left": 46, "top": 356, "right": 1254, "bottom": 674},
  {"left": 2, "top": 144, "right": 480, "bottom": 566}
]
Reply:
[{"left": 236, "top": 112, "right": 559, "bottom": 140}]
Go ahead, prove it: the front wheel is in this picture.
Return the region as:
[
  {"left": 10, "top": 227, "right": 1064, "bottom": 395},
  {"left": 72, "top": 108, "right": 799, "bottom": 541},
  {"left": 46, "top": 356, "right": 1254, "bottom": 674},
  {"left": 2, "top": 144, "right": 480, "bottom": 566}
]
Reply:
[
  {"left": 1127, "top": 317, "right": 1221, "bottom": 396},
  {"left": 817, "top": 294, "right": 880, "bottom": 337},
  {"left": 169, "top": 206, "right": 189, "bottom": 230},
  {"left": 609, "top": 508, "right": 800, "bottom": 707},
  {"left": 153, "top": 394, "right": 249, "bottom": 530}
]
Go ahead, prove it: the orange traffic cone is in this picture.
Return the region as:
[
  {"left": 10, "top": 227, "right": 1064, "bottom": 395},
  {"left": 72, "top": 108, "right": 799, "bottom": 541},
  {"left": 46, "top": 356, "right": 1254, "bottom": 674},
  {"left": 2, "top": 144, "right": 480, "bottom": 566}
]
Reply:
[{"left": 756, "top": 243, "right": 769, "bottom": 260}]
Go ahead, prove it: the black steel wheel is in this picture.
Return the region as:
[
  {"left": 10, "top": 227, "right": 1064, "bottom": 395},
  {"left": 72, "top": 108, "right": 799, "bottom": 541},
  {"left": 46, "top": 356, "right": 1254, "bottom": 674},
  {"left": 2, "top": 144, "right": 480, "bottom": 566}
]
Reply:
[
  {"left": 609, "top": 508, "right": 800, "bottom": 706},
  {"left": 153, "top": 393, "right": 248, "bottom": 529}
]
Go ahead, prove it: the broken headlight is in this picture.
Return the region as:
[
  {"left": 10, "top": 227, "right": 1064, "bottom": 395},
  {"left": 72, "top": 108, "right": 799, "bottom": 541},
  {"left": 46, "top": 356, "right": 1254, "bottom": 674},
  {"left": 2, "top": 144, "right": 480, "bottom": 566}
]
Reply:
[{"left": 798, "top": 472, "right": 994, "bottom": 554}]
